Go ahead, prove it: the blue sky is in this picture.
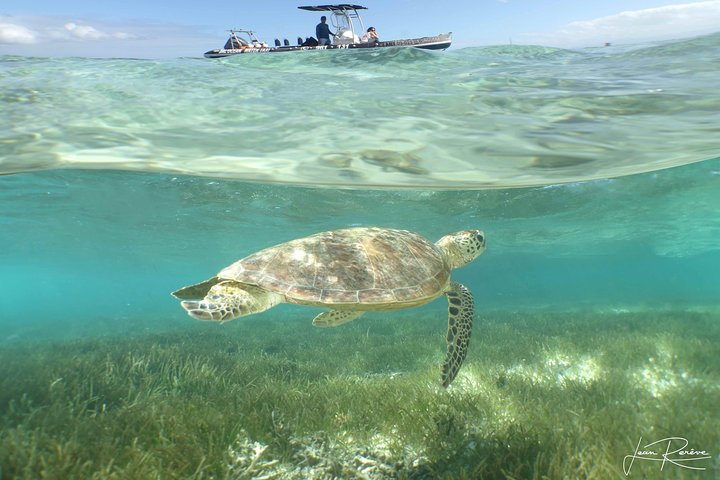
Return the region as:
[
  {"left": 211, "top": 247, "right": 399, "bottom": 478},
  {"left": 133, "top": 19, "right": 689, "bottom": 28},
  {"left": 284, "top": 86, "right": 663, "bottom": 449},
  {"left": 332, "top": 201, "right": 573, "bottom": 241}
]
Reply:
[{"left": 1, "top": 0, "right": 719, "bottom": 57}]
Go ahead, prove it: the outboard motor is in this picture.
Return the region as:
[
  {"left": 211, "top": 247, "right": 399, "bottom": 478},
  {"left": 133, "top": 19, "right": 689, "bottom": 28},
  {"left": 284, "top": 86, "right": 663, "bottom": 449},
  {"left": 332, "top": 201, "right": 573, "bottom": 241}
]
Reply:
[
  {"left": 297, "top": 36, "right": 303, "bottom": 45},
  {"left": 274, "top": 38, "right": 281, "bottom": 46},
  {"left": 283, "top": 38, "right": 290, "bottom": 46}
]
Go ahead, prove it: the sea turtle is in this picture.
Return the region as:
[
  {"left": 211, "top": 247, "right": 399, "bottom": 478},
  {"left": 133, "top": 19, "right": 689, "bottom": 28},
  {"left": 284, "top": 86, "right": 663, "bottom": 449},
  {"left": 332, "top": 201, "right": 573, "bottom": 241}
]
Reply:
[{"left": 172, "top": 227, "right": 486, "bottom": 387}]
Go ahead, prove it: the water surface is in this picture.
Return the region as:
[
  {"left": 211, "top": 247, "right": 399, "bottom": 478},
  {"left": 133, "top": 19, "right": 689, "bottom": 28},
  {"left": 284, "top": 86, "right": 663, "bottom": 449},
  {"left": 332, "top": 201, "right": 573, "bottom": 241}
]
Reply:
[{"left": 2, "top": 33, "right": 719, "bottom": 187}]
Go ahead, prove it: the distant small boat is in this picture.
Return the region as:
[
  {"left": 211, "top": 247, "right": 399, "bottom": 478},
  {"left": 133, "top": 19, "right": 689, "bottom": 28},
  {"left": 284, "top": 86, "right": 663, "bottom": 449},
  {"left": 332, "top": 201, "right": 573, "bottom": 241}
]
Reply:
[{"left": 204, "top": 4, "right": 451, "bottom": 58}]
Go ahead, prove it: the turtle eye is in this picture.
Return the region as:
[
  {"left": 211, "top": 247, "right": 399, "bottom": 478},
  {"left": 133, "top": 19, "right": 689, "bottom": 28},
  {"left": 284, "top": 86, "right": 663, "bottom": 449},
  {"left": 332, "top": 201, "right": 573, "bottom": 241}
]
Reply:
[{"left": 475, "top": 232, "right": 485, "bottom": 245}]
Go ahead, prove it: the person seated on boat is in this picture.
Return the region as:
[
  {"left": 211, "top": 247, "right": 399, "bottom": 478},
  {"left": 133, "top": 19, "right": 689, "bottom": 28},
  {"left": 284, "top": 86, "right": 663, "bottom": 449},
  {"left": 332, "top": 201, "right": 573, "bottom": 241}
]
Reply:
[
  {"left": 361, "top": 27, "right": 379, "bottom": 43},
  {"left": 316, "top": 15, "right": 335, "bottom": 45},
  {"left": 301, "top": 37, "right": 319, "bottom": 47}
]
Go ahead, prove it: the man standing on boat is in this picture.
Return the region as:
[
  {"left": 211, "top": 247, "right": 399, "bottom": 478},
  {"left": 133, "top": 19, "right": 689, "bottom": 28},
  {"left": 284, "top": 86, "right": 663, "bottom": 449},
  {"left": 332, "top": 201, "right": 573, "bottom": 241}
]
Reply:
[{"left": 316, "top": 16, "right": 334, "bottom": 45}]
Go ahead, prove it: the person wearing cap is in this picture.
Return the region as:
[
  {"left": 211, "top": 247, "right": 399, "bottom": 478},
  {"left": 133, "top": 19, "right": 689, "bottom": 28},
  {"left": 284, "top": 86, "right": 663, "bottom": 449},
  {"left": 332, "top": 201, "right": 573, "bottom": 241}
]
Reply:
[{"left": 316, "top": 16, "right": 334, "bottom": 45}]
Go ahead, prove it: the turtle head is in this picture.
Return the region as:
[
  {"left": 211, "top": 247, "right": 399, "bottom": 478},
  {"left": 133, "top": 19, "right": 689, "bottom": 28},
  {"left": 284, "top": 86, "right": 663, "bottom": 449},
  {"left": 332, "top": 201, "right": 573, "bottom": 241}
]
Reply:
[{"left": 436, "top": 230, "right": 486, "bottom": 269}]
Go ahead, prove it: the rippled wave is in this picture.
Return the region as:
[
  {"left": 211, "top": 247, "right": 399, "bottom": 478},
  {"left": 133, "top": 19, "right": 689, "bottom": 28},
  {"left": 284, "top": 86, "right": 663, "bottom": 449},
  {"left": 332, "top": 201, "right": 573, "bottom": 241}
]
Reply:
[{"left": 1, "top": 33, "right": 718, "bottom": 188}]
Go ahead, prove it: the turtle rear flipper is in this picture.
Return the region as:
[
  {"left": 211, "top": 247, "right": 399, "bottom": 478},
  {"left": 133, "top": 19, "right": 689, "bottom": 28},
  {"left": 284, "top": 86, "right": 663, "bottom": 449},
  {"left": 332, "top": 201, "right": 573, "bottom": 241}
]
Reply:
[
  {"left": 171, "top": 277, "right": 220, "bottom": 300},
  {"left": 312, "top": 310, "right": 364, "bottom": 327},
  {"left": 181, "top": 282, "right": 283, "bottom": 323},
  {"left": 181, "top": 299, "right": 234, "bottom": 322},
  {"left": 441, "top": 281, "right": 475, "bottom": 387}
]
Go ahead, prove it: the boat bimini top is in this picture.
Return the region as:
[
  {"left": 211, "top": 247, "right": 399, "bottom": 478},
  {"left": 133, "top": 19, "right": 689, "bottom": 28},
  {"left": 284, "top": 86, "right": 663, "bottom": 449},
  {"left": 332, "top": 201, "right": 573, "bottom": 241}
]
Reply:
[{"left": 297, "top": 4, "right": 367, "bottom": 11}]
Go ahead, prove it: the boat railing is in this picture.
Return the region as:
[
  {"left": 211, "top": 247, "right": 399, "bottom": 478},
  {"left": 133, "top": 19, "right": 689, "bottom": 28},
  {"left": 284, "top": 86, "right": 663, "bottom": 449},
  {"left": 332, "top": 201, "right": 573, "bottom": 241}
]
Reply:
[{"left": 225, "top": 29, "right": 268, "bottom": 49}]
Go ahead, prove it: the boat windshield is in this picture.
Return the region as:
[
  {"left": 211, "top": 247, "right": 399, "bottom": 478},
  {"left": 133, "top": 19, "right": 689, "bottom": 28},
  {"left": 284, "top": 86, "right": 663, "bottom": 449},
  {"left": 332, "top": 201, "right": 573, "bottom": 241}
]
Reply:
[{"left": 299, "top": 4, "right": 366, "bottom": 42}]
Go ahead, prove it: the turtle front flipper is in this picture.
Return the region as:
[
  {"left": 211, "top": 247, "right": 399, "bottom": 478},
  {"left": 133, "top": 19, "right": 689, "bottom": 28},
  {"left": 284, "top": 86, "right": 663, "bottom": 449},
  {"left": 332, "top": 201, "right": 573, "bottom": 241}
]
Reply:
[
  {"left": 312, "top": 310, "right": 364, "bottom": 327},
  {"left": 441, "top": 281, "right": 475, "bottom": 387}
]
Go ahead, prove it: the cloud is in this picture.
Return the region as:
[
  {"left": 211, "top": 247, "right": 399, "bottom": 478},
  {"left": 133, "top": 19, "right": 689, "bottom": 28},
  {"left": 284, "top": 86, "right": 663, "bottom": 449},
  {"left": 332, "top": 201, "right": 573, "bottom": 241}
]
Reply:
[
  {"left": 64, "top": 22, "right": 106, "bottom": 40},
  {"left": 61, "top": 21, "right": 138, "bottom": 41},
  {"left": 527, "top": 1, "right": 720, "bottom": 46},
  {"left": 0, "top": 15, "right": 215, "bottom": 57},
  {"left": 1, "top": 16, "right": 137, "bottom": 46},
  {"left": 61, "top": 22, "right": 138, "bottom": 40},
  {"left": 0, "top": 22, "right": 36, "bottom": 44}
]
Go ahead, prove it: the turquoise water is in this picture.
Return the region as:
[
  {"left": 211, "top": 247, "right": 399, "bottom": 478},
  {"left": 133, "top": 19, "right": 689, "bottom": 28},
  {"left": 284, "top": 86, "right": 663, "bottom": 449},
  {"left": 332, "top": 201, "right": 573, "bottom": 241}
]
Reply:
[
  {"left": 1, "top": 161, "right": 719, "bottom": 338},
  {"left": 1, "top": 33, "right": 719, "bottom": 477}
]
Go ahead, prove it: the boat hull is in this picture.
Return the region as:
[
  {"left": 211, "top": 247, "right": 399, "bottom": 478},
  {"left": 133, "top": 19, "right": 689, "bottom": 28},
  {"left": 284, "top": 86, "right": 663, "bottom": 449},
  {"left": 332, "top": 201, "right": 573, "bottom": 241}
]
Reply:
[{"left": 204, "top": 33, "right": 451, "bottom": 58}]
